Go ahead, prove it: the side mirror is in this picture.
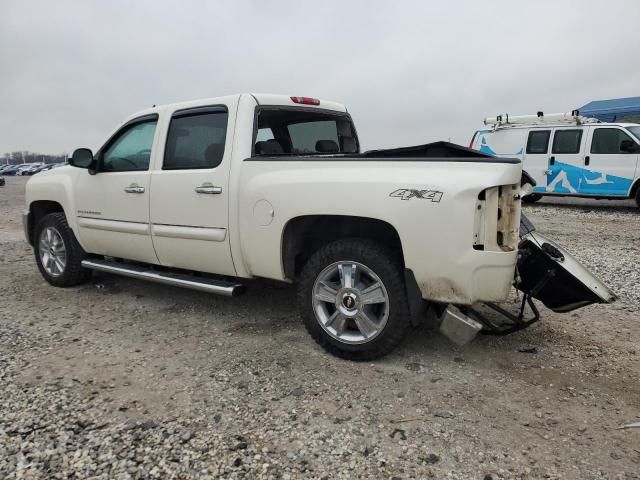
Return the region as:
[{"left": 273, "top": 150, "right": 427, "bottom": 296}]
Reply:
[
  {"left": 620, "top": 140, "right": 639, "bottom": 153},
  {"left": 69, "top": 148, "right": 94, "bottom": 168}
]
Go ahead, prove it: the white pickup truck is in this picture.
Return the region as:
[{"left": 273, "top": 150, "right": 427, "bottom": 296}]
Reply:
[{"left": 23, "top": 94, "right": 615, "bottom": 359}]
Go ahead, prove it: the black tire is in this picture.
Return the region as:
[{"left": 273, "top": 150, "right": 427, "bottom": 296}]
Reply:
[
  {"left": 34, "top": 212, "right": 92, "bottom": 287},
  {"left": 522, "top": 193, "right": 542, "bottom": 204},
  {"left": 298, "top": 238, "right": 411, "bottom": 361},
  {"left": 635, "top": 189, "right": 640, "bottom": 209}
]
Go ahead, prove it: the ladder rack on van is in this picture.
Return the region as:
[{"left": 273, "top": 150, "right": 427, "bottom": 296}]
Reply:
[{"left": 483, "top": 111, "right": 600, "bottom": 130}]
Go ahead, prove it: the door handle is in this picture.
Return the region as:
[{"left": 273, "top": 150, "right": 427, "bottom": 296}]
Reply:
[
  {"left": 124, "top": 184, "right": 145, "bottom": 194},
  {"left": 195, "top": 185, "right": 222, "bottom": 195},
  {"left": 584, "top": 155, "right": 590, "bottom": 166},
  {"left": 549, "top": 156, "right": 555, "bottom": 166}
]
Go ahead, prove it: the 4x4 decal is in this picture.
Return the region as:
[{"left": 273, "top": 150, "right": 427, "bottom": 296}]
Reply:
[{"left": 389, "top": 189, "right": 443, "bottom": 202}]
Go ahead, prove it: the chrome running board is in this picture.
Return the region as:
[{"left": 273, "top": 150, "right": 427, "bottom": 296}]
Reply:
[{"left": 81, "top": 259, "right": 246, "bottom": 297}]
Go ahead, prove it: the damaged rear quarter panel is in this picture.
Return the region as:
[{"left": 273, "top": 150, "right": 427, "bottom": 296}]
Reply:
[{"left": 237, "top": 159, "right": 521, "bottom": 305}]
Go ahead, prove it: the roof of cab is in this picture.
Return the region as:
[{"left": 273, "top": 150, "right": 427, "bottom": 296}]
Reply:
[{"left": 122, "top": 93, "right": 347, "bottom": 124}]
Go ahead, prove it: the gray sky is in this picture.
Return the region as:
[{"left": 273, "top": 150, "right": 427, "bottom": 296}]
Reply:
[{"left": 1, "top": 0, "right": 639, "bottom": 154}]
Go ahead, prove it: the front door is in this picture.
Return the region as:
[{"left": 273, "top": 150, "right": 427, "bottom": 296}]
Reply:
[
  {"left": 149, "top": 106, "right": 236, "bottom": 276},
  {"left": 74, "top": 115, "right": 159, "bottom": 264},
  {"left": 523, "top": 129, "right": 551, "bottom": 192},
  {"left": 579, "top": 126, "right": 639, "bottom": 196},
  {"left": 545, "top": 128, "right": 585, "bottom": 194}
]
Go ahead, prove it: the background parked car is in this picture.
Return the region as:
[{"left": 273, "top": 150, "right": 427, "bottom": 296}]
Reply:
[
  {"left": 24, "top": 164, "right": 48, "bottom": 175},
  {"left": 14, "top": 164, "right": 33, "bottom": 175},
  {"left": 1, "top": 165, "right": 22, "bottom": 176},
  {"left": 17, "top": 163, "right": 44, "bottom": 175}
]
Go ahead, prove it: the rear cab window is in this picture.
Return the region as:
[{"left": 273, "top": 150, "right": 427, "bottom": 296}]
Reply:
[{"left": 254, "top": 109, "right": 359, "bottom": 156}]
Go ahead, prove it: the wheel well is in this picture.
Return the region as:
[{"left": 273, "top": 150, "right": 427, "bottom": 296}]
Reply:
[
  {"left": 27, "top": 200, "right": 64, "bottom": 244},
  {"left": 631, "top": 179, "right": 640, "bottom": 199},
  {"left": 281, "top": 215, "right": 404, "bottom": 280}
]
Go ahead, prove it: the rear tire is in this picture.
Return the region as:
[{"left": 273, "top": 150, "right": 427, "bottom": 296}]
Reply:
[
  {"left": 34, "top": 212, "right": 92, "bottom": 287},
  {"left": 298, "top": 238, "right": 411, "bottom": 361},
  {"left": 522, "top": 193, "right": 542, "bottom": 204},
  {"left": 635, "top": 188, "right": 640, "bottom": 209}
]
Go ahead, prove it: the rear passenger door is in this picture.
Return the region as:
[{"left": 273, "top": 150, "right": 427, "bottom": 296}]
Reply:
[
  {"left": 547, "top": 128, "right": 585, "bottom": 194},
  {"left": 580, "top": 127, "right": 638, "bottom": 196},
  {"left": 149, "top": 105, "right": 236, "bottom": 276},
  {"left": 523, "top": 129, "right": 551, "bottom": 192}
]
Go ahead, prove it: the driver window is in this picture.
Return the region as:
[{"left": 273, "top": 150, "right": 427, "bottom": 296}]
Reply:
[{"left": 102, "top": 120, "right": 157, "bottom": 171}]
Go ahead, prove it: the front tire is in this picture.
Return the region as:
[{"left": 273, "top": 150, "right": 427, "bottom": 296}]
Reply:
[
  {"left": 635, "top": 189, "right": 640, "bottom": 209},
  {"left": 34, "top": 212, "right": 92, "bottom": 287},
  {"left": 298, "top": 239, "right": 411, "bottom": 361}
]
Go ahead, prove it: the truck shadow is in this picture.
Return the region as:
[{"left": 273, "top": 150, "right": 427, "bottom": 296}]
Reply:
[{"left": 84, "top": 270, "right": 610, "bottom": 376}]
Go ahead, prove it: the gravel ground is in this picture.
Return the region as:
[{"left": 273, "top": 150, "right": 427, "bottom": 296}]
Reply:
[{"left": 1, "top": 176, "right": 639, "bottom": 479}]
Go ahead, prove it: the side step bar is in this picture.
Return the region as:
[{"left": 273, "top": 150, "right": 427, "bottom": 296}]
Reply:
[{"left": 81, "top": 259, "right": 246, "bottom": 297}]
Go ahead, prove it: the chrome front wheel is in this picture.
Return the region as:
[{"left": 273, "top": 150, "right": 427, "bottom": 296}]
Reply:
[
  {"left": 312, "top": 261, "right": 390, "bottom": 345},
  {"left": 38, "top": 226, "right": 67, "bottom": 277}
]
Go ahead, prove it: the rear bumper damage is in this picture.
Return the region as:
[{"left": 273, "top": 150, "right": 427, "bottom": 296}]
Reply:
[{"left": 437, "top": 214, "right": 616, "bottom": 346}]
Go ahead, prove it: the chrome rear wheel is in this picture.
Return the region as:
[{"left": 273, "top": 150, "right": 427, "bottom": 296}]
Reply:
[
  {"left": 300, "top": 239, "right": 411, "bottom": 360},
  {"left": 312, "top": 260, "right": 390, "bottom": 345}
]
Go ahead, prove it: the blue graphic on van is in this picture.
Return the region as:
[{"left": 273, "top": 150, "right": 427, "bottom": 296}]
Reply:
[
  {"left": 478, "top": 136, "right": 523, "bottom": 157},
  {"left": 478, "top": 136, "right": 497, "bottom": 156},
  {"left": 533, "top": 161, "right": 632, "bottom": 196}
]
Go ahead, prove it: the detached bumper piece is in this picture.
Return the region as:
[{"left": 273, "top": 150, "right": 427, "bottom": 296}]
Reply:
[
  {"left": 439, "top": 306, "right": 484, "bottom": 346},
  {"left": 516, "top": 214, "right": 616, "bottom": 312},
  {"left": 448, "top": 214, "right": 616, "bottom": 338},
  {"left": 516, "top": 231, "right": 616, "bottom": 313},
  {"left": 462, "top": 295, "right": 541, "bottom": 336}
]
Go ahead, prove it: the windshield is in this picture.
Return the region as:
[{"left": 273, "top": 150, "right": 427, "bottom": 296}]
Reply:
[
  {"left": 626, "top": 126, "right": 640, "bottom": 141},
  {"left": 254, "top": 109, "right": 359, "bottom": 155}
]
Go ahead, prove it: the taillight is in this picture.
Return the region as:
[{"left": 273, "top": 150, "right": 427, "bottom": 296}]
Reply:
[{"left": 290, "top": 96, "right": 320, "bottom": 106}]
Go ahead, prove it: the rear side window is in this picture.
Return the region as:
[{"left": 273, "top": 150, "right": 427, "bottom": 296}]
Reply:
[
  {"left": 591, "top": 128, "right": 635, "bottom": 154},
  {"left": 254, "top": 109, "right": 359, "bottom": 155},
  {"left": 164, "top": 110, "right": 228, "bottom": 170},
  {"left": 552, "top": 129, "right": 583, "bottom": 154},
  {"left": 526, "top": 130, "right": 550, "bottom": 154}
]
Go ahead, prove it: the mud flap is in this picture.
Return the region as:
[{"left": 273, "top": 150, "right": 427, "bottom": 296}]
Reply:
[{"left": 517, "top": 229, "right": 617, "bottom": 313}]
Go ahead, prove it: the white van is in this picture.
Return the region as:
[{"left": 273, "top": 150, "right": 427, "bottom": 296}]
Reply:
[{"left": 470, "top": 113, "right": 640, "bottom": 207}]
